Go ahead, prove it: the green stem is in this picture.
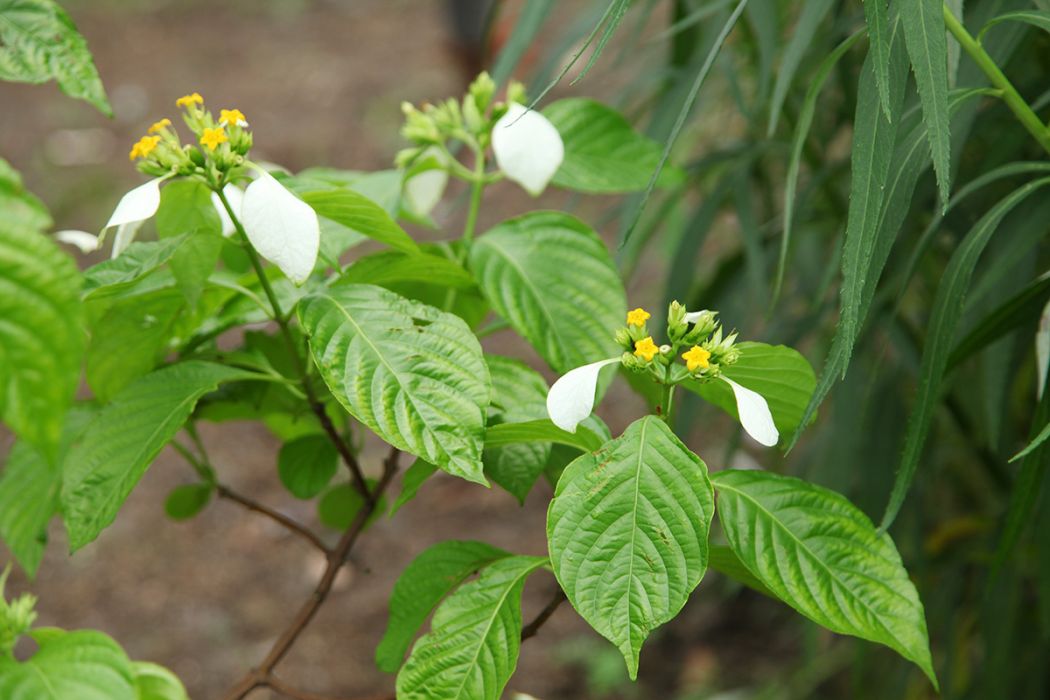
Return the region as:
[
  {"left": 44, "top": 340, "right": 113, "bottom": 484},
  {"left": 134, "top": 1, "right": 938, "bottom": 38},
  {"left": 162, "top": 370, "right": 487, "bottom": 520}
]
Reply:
[
  {"left": 661, "top": 362, "right": 676, "bottom": 425},
  {"left": 445, "top": 149, "right": 487, "bottom": 311},
  {"left": 943, "top": 3, "right": 1050, "bottom": 156}
]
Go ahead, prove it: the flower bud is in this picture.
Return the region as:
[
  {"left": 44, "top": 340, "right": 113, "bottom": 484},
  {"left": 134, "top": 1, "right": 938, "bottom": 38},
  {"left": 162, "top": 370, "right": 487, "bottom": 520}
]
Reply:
[
  {"left": 667, "top": 300, "right": 687, "bottom": 341},
  {"left": 613, "top": 327, "right": 633, "bottom": 350}
]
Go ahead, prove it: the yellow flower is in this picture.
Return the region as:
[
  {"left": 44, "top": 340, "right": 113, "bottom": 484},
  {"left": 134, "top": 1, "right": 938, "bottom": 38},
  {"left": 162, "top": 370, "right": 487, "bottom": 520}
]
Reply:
[
  {"left": 200, "top": 127, "right": 228, "bottom": 151},
  {"left": 128, "top": 135, "right": 160, "bottom": 161},
  {"left": 176, "top": 92, "right": 204, "bottom": 108},
  {"left": 147, "top": 118, "right": 171, "bottom": 134},
  {"left": 626, "top": 307, "right": 651, "bottom": 327},
  {"left": 219, "top": 108, "right": 247, "bottom": 127},
  {"left": 682, "top": 345, "right": 711, "bottom": 371},
  {"left": 634, "top": 336, "right": 659, "bottom": 362}
]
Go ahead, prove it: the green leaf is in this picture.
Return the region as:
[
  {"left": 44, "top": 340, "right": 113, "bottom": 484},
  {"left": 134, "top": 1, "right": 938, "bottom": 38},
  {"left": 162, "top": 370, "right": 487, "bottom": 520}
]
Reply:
[
  {"left": 0, "top": 406, "right": 94, "bottom": 577},
  {"left": 163, "top": 484, "right": 212, "bottom": 521},
  {"left": 471, "top": 212, "right": 626, "bottom": 373},
  {"left": 299, "top": 188, "right": 419, "bottom": 255},
  {"left": 542, "top": 98, "right": 683, "bottom": 193},
  {"left": 316, "top": 481, "right": 385, "bottom": 530},
  {"left": 484, "top": 420, "right": 604, "bottom": 453},
  {"left": 901, "top": 0, "right": 951, "bottom": 205},
  {"left": 882, "top": 177, "right": 1050, "bottom": 530},
  {"left": 376, "top": 539, "right": 510, "bottom": 673},
  {"left": 0, "top": 224, "right": 84, "bottom": 455},
  {"left": 299, "top": 284, "right": 490, "bottom": 485},
  {"left": 707, "top": 544, "right": 772, "bottom": 597},
  {"left": 0, "top": 0, "right": 111, "bottom": 115},
  {"left": 862, "top": 0, "right": 893, "bottom": 122},
  {"left": 979, "top": 10, "right": 1050, "bottom": 42},
  {"left": 131, "top": 661, "right": 188, "bottom": 700},
  {"left": 0, "top": 157, "right": 50, "bottom": 232},
  {"left": 396, "top": 555, "right": 547, "bottom": 699},
  {"left": 61, "top": 361, "right": 254, "bottom": 551},
  {"left": 712, "top": 469, "right": 936, "bottom": 686},
  {"left": 1010, "top": 421, "right": 1050, "bottom": 463},
  {"left": 155, "top": 180, "right": 223, "bottom": 305},
  {"left": 339, "top": 249, "right": 474, "bottom": 289},
  {"left": 948, "top": 271, "right": 1050, "bottom": 370},
  {"left": 277, "top": 434, "right": 339, "bottom": 499},
  {"left": 547, "top": 416, "right": 715, "bottom": 678},
  {"left": 767, "top": 0, "right": 834, "bottom": 136},
  {"left": 81, "top": 237, "right": 187, "bottom": 301},
  {"left": 0, "top": 628, "right": 135, "bottom": 699},
  {"left": 390, "top": 458, "right": 438, "bottom": 515},
  {"left": 490, "top": 0, "right": 556, "bottom": 85},
  {"left": 684, "top": 342, "right": 816, "bottom": 439}
]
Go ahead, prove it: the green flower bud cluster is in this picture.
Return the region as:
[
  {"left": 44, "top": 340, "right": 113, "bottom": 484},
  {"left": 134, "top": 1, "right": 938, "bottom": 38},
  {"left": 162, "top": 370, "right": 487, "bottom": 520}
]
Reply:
[{"left": 0, "top": 565, "right": 37, "bottom": 657}]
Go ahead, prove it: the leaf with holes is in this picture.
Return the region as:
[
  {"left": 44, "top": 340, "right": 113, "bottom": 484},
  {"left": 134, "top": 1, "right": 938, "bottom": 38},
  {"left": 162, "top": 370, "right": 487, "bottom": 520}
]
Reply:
[
  {"left": 298, "top": 284, "right": 490, "bottom": 484},
  {"left": 712, "top": 469, "right": 936, "bottom": 686},
  {"left": 547, "top": 416, "right": 714, "bottom": 678}
]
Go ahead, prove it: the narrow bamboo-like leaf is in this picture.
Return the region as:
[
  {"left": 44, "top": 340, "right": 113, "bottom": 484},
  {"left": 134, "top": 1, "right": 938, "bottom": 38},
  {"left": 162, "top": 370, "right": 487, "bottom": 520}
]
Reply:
[
  {"left": 61, "top": 362, "right": 253, "bottom": 551},
  {"left": 766, "top": 0, "right": 834, "bottom": 136},
  {"left": 298, "top": 284, "right": 490, "bottom": 484},
  {"left": 863, "top": 0, "right": 893, "bottom": 121},
  {"left": 948, "top": 271, "right": 1050, "bottom": 370},
  {"left": 712, "top": 470, "right": 936, "bottom": 686},
  {"left": 0, "top": 628, "right": 135, "bottom": 699},
  {"left": 901, "top": 0, "right": 951, "bottom": 205},
  {"left": 490, "top": 0, "right": 556, "bottom": 86},
  {"left": 376, "top": 539, "right": 510, "bottom": 673},
  {"left": 0, "top": 224, "right": 84, "bottom": 455},
  {"left": 979, "top": 10, "right": 1050, "bottom": 42},
  {"left": 547, "top": 416, "right": 714, "bottom": 678},
  {"left": 299, "top": 188, "right": 419, "bottom": 254},
  {"left": 81, "top": 237, "right": 187, "bottom": 301},
  {"left": 396, "top": 555, "right": 546, "bottom": 699},
  {"left": 1010, "top": 422, "right": 1050, "bottom": 463},
  {"left": 881, "top": 177, "right": 1050, "bottom": 530},
  {"left": 471, "top": 212, "right": 625, "bottom": 373}
]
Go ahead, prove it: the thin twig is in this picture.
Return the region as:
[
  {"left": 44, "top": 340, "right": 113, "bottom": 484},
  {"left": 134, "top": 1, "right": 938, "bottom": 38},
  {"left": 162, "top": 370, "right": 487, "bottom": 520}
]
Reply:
[
  {"left": 222, "top": 448, "right": 401, "bottom": 700},
  {"left": 217, "top": 484, "right": 330, "bottom": 555},
  {"left": 520, "top": 588, "right": 567, "bottom": 641}
]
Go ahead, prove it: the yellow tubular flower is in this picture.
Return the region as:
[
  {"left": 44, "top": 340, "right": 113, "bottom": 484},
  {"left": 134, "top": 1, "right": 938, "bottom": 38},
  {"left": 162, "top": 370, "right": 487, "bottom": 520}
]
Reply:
[
  {"left": 219, "top": 108, "right": 247, "bottom": 127},
  {"left": 128, "top": 135, "right": 160, "bottom": 161},
  {"left": 200, "top": 127, "right": 228, "bottom": 151},
  {"left": 634, "top": 336, "right": 659, "bottom": 362},
  {"left": 176, "top": 92, "right": 204, "bottom": 108},
  {"left": 148, "top": 118, "right": 172, "bottom": 134},
  {"left": 682, "top": 345, "right": 711, "bottom": 371},
  {"left": 626, "top": 307, "right": 651, "bottom": 327}
]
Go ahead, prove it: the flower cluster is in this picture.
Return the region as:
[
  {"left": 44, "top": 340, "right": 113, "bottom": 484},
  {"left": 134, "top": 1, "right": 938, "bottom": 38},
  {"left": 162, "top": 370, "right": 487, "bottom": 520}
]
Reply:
[{"left": 547, "top": 301, "right": 779, "bottom": 447}]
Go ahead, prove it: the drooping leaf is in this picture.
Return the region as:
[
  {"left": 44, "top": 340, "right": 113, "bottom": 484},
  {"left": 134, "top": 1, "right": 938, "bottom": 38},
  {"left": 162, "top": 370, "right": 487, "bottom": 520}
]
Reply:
[
  {"left": 862, "top": 0, "right": 894, "bottom": 121},
  {"left": 0, "top": 0, "right": 111, "bottom": 115},
  {"left": 0, "top": 224, "right": 84, "bottom": 455},
  {"left": 881, "top": 177, "right": 1050, "bottom": 530},
  {"left": 901, "top": 0, "right": 951, "bottom": 205},
  {"left": 547, "top": 416, "right": 715, "bottom": 678},
  {"left": 61, "top": 362, "right": 253, "bottom": 551},
  {"left": 471, "top": 212, "right": 625, "bottom": 373},
  {"left": 0, "top": 156, "right": 51, "bottom": 232},
  {"left": 0, "top": 628, "right": 135, "bottom": 699},
  {"left": 80, "top": 237, "right": 187, "bottom": 301},
  {"left": 298, "top": 284, "right": 490, "bottom": 484},
  {"left": 396, "top": 555, "right": 547, "bottom": 699},
  {"left": 131, "top": 661, "right": 189, "bottom": 700},
  {"left": 979, "top": 10, "right": 1050, "bottom": 41},
  {"left": 390, "top": 458, "right": 438, "bottom": 516},
  {"left": 277, "top": 434, "right": 339, "bottom": 499},
  {"left": 299, "top": 188, "right": 419, "bottom": 255},
  {"left": 376, "top": 539, "right": 511, "bottom": 673},
  {"left": 163, "top": 484, "right": 212, "bottom": 521},
  {"left": 542, "top": 98, "right": 683, "bottom": 193},
  {"left": 712, "top": 469, "right": 936, "bottom": 685},
  {"left": 155, "top": 180, "right": 223, "bottom": 305}
]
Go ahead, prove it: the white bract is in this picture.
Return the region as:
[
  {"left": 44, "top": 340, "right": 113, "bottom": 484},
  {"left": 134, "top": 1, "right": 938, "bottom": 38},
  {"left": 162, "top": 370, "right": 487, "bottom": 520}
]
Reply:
[
  {"left": 403, "top": 147, "right": 449, "bottom": 217},
  {"left": 99, "top": 176, "right": 169, "bottom": 256},
  {"left": 723, "top": 377, "right": 779, "bottom": 447},
  {"left": 211, "top": 184, "right": 245, "bottom": 237},
  {"left": 491, "top": 102, "right": 564, "bottom": 196},
  {"left": 240, "top": 169, "right": 320, "bottom": 285},
  {"left": 54, "top": 230, "right": 100, "bottom": 253}
]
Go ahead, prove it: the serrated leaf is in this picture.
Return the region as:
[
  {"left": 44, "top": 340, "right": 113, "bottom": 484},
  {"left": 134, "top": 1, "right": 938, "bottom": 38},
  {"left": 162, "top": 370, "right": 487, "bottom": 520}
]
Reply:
[
  {"left": 0, "top": 156, "right": 51, "bottom": 232},
  {"left": 0, "top": 0, "right": 111, "bottom": 115},
  {"left": 547, "top": 416, "right": 714, "bottom": 678},
  {"left": 0, "top": 224, "right": 84, "bottom": 455},
  {"left": 377, "top": 539, "right": 510, "bottom": 673},
  {"left": 712, "top": 469, "right": 936, "bottom": 685},
  {"left": 299, "top": 284, "right": 490, "bottom": 485},
  {"left": 542, "top": 98, "right": 683, "bottom": 193},
  {"left": 862, "top": 0, "right": 893, "bottom": 121},
  {"left": 471, "top": 212, "right": 625, "bottom": 373},
  {"left": 155, "top": 180, "right": 223, "bottom": 305},
  {"left": 61, "top": 361, "right": 253, "bottom": 551},
  {"left": 278, "top": 434, "right": 339, "bottom": 499},
  {"left": 901, "top": 0, "right": 951, "bottom": 205},
  {"left": 979, "top": 10, "right": 1050, "bottom": 41},
  {"left": 81, "top": 237, "right": 187, "bottom": 301},
  {"left": 683, "top": 342, "right": 816, "bottom": 440},
  {"left": 948, "top": 271, "right": 1050, "bottom": 370},
  {"left": 0, "top": 628, "right": 135, "bottom": 699},
  {"left": 299, "top": 188, "right": 419, "bottom": 255},
  {"left": 396, "top": 555, "right": 546, "bottom": 699},
  {"left": 131, "top": 661, "right": 188, "bottom": 700}
]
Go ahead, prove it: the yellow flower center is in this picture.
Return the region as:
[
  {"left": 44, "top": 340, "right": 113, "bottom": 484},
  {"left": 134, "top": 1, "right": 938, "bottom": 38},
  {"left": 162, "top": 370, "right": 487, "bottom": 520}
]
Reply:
[
  {"left": 682, "top": 345, "right": 711, "bottom": 371},
  {"left": 176, "top": 92, "right": 204, "bottom": 108},
  {"left": 626, "top": 307, "right": 651, "bottom": 327},
  {"left": 219, "top": 108, "right": 247, "bottom": 127},
  {"left": 634, "top": 336, "right": 659, "bottom": 362},
  {"left": 147, "top": 118, "right": 171, "bottom": 134},
  {"left": 200, "top": 127, "right": 228, "bottom": 151},
  {"left": 128, "top": 135, "right": 160, "bottom": 161}
]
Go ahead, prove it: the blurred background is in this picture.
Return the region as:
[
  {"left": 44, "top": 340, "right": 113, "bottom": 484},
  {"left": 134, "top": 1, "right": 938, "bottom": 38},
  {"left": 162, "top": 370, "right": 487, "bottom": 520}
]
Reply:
[{"left": 3, "top": 0, "right": 1049, "bottom": 699}]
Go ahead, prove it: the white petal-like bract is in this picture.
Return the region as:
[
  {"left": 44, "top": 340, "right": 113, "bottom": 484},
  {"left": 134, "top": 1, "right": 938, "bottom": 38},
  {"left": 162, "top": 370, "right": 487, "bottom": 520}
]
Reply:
[
  {"left": 111, "top": 220, "right": 145, "bottom": 258},
  {"left": 684, "top": 310, "right": 711, "bottom": 324},
  {"left": 240, "top": 170, "right": 320, "bottom": 285},
  {"left": 103, "top": 177, "right": 165, "bottom": 232},
  {"left": 546, "top": 357, "right": 620, "bottom": 433},
  {"left": 212, "top": 184, "right": 245, "bottom": 237},
  {"left": 492, "top": 102, "right": 564, "bottom": 196},
  {"left": 404, "top": 148, "right": 448, "bottom": 217},
  {"left": 54, "top": 230, "right": 100, "bottom": 253},
  {"left": 723, "top": 377, "right": 779, "bottom": 447}
]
